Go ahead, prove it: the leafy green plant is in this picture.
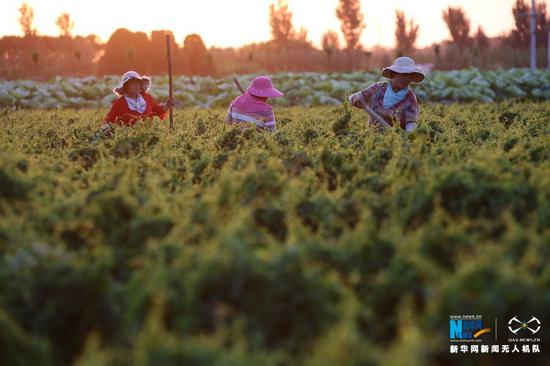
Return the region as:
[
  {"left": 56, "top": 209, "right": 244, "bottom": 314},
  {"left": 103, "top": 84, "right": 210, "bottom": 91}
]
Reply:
[{"left": 0, "top": 101, "right": 548, "bottom": 365}]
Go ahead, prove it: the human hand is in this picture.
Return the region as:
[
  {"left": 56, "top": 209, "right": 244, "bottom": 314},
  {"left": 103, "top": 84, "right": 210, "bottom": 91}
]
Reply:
[
  {"left": 163, "top": 99, "right": 174, "bottom": 111},
  {"left": 348, "top": 93, "right": 363, "bottom": 108},
  {"left": 93, "top": 123, "right": 113, "bottom": 142},
  {"left": 101, "top": 123, "right": 113, "bottom": 136},
  {"left": 405, "top": 122, "right": 417, "bottom": 133}
]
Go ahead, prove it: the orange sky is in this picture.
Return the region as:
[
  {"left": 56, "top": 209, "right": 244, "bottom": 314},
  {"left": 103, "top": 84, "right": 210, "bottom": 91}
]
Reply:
[{"left": 1, "top": 0, "right": 548, "bottom": 48}]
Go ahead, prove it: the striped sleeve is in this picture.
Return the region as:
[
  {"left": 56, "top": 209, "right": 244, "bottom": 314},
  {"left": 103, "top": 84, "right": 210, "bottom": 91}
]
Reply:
[
  {"left": 255, "top": 109, "right": 276, "bottom": 131},
  {"left": 226, "top": 102, "right": 234, "bottom": 123},
  {"left": 227, "top": 109, "right": 276, "bottom": 131}
]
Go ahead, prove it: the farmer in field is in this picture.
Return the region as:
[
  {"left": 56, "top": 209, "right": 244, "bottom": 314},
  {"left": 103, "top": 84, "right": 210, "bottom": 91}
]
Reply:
[
  {"left": 348, "top": 56, "right": 425, "bottom": 132},
  {"left": 101, "top": 71, "right": 173, "bottom": 132},
  {"left": 226, "top": 76, "right": 284, "bottom": 132}
]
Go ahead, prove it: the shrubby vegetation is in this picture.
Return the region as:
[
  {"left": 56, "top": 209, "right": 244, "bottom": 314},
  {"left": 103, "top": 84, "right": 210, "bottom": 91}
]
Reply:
[
  {"left": 1, "top": 69, "right": 550, "bottom": 110},
  {"left": 0, "top": 102, "right": 548, "bottom": 365}
]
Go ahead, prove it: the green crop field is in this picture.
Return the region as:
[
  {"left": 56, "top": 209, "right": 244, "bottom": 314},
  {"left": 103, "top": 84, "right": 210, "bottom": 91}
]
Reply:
[
  {"left": 2, "top": 69, "right": 550, "bottom": 110},
  {"left": 0, "top": 102, "right": 549, "bottom": 365}
]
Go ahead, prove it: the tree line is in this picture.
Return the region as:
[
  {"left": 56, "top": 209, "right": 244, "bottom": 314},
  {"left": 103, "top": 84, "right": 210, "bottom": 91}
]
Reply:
[{"left": 0, "top": 0, "right": 548, "bottom": 80}]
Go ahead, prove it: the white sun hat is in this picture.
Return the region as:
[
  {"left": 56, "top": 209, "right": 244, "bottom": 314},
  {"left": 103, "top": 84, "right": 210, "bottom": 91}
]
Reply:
[
  {"left": 382, "top": 57, "right": 426, "bottom": 83},
  {"left": 113, "top": 71, "right": 152, "bottom": 96}
]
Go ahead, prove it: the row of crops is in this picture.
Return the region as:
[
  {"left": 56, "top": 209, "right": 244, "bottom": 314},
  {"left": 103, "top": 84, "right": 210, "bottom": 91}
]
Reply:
[
  {"left": 1, "top": 68, "right": 550, "bottom": 109},
  {"left": 1, "top": 102, "right": 549, "bottom": 365}
]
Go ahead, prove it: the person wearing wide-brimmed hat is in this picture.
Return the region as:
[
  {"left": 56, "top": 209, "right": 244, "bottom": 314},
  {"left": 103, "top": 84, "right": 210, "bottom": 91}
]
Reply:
[
  {"left": 348, "top": 56, "right": 425, "bottom": 132},
  {"left": 102, "top": 71, "right": 173, "bottom": 131},
  {"left": 226, "top": 76, "right": 284, "bottom": 132}
]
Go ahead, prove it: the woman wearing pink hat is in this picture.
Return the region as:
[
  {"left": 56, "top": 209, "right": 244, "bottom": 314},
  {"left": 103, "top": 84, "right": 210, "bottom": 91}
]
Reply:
[
  {"left": 102, "top": 71, "right": 173, "bottom": 131},
  {"left": 226, "top": 76, "right": 284, "bottom": 132},
  {"left": 348, "top": 57, "right": 425, "bottom": 132}
]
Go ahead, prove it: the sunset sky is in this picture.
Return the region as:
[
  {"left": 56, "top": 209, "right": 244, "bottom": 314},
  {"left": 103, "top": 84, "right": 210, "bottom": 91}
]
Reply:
[{"left": 1, "top": 0, "right": 548, "bottom": 48}]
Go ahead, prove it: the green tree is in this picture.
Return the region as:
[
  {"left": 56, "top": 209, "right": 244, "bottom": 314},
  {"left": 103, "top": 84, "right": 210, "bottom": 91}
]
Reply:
[
  {"left": 182, "top": 34, "right": 215, "bottom": 76},
  {"left": 336, "top": 0, "right": 365, "bottom": 50},
  {"left": 18, "top": 2, "right": 36, "bottom": 37},
  {"left": 55, "top": 13, "right": 74, "bottom": 38},
  {"left": 149, "top": 30, "right": 177, "bottom": 75},
  {"left": 269, "top": 0, "right": 296, "bottom": 44},
  {"left": 394, "top": 10, "right": 419, "bottom": 56},
  {"left": 442, "top": 6, "right": 472, "bottom": 51},
  {"left": 321, "top": 30, "right": 340, "bottom": 57},
  {"left": 98, "top": 28, "right": 150, "bottom": 75},
  {"left": 506, "top": 0, "right": 549, "bottom": 49},
  {"left": 474, "top": 26, "right": 490, "bottom": 52}
]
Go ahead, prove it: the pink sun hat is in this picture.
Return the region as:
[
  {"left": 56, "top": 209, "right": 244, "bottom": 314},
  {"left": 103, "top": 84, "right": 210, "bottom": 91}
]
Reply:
[
  {"left": 247, "top": 76, "right": 284, "bottom": 98},
  {"left": 113, "top": 71, "right": 152, "bottom": 96}
]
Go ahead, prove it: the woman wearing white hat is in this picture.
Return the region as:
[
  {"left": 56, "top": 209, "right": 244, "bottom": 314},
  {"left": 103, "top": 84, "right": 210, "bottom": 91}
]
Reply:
[
  {"left": 102, "top": 71, "right": 173, "bottom": 131},
  {"left": 348, "top": 57, "right": 425, "bottom": 132}
]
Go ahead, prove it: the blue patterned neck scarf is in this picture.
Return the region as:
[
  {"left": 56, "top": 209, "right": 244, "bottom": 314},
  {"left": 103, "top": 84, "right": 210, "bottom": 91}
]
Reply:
[{"left": 383, "top": 83, "right": 408, "bottom": 109}]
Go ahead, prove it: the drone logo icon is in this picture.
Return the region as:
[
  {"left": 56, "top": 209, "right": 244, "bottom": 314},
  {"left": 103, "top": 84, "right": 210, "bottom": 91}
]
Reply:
[{"left": 508, "top": 316, "right": 541, "bottom": 335}]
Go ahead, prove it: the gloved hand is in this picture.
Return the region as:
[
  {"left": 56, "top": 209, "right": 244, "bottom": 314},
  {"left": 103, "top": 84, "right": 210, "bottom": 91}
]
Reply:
[
  {"left": 100, "top": 123, "right": 113, "bottom": 137},
  {"left": 348, "top": 91, "right": 365, "bottom": 108}
]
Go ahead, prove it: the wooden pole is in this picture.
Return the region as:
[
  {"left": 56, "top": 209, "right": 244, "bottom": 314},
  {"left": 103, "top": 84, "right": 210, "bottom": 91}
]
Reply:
[
  {"left": 166, "top": 34, "right": 174, "bottom": 129},
  {"left": 348, "top": 92, "right": 391, "bottom": 129},
  {"left": 530, "top": 0, "right": 537, "bottom": 70},
  {"left": 233, "top": 77, "right": 245, "bottom": 94},
  {"left": 355, "top": 100, "right": 391, "bottom": 129}
]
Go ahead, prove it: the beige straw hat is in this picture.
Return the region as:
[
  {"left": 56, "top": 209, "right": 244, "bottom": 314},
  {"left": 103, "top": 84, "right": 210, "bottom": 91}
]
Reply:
[
  {"left": 113, "top": 71, "right": 152, "bottom": 96},
  {"left": 382, "top": 57, "right": 426, "bottom": 83}
]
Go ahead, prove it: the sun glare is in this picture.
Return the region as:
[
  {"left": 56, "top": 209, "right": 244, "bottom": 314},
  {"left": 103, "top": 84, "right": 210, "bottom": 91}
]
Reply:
[{"left": 0, "top": 0, "right": 533, "bottom": 48}]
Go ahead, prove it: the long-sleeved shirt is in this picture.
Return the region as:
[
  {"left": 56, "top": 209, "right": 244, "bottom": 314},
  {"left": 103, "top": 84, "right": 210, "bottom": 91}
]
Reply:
[
  {"left": 226, "top": 92, "right": 276, "bottom": 132},
  {"left": 104, "top": 92, "right": 167, "bottom": 126},
  {"left": 349, "top": 81, "right": 419, "bottom": 131}
]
